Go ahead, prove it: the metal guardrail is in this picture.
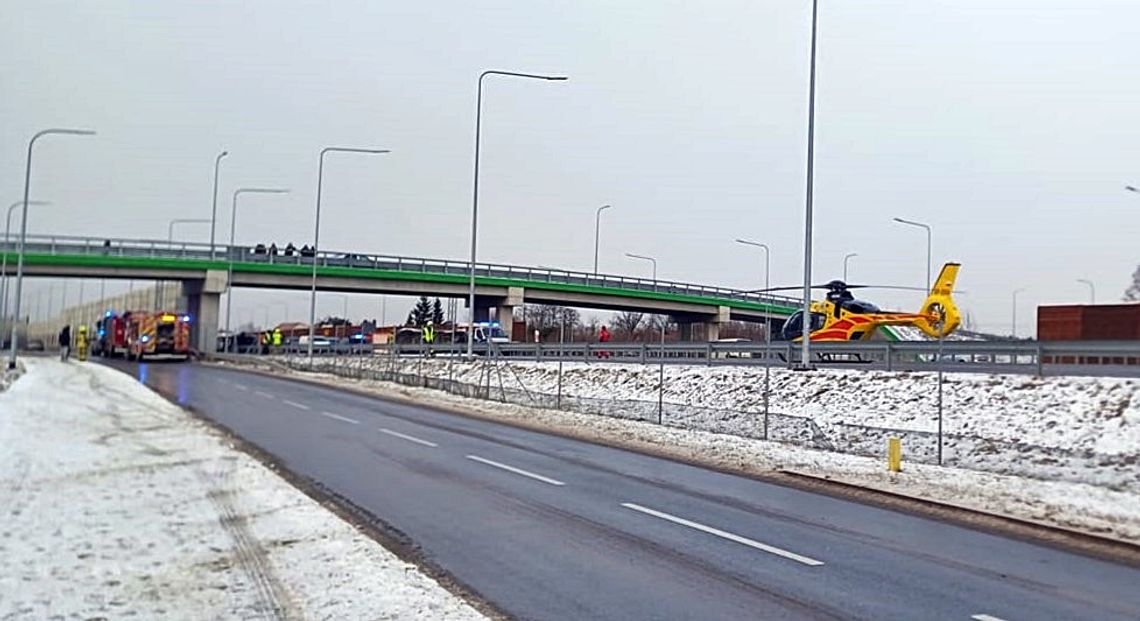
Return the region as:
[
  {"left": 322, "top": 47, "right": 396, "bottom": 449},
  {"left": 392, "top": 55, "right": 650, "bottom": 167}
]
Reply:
[
  {"left": 357, "top": 339, "right": 1140, "bottom": 375},
  {"left": 4, "top": 234, "right": 800, "bottom": 311}
]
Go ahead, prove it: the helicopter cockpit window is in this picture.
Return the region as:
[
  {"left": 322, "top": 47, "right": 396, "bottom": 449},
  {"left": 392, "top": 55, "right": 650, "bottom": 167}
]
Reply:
[
  {"left": 783, "top": 310, "right": 827, "bottom": 339},
  {"left": 783, "top": 311, "right": 803, "bottom": 338},
  {"left": 843, "top": 300, "right": 880, "bottom": 314}
]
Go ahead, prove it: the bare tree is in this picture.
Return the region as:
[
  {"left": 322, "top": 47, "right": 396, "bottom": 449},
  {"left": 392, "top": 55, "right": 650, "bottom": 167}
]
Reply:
[
  {"left": 717, "top": 320, "right": 768, "bottom": 341},
  {"left": 1125, "top": 265, "right": 1140, "bottom": 302},
  {"left": 612, "top": 311, "right": 644, "bottom": 340},
  {"left": 515, "top": 304, "right": 581, "bottom": 341},
  {"left": 580, "top": 316, "right": 600, "bottom": 342},
  {"left": 644, "top": 315, "right": 675, "bottom": 342}
]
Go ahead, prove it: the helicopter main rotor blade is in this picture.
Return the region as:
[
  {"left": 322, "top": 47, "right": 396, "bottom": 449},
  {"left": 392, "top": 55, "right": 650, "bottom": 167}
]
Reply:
[
  {"left": 743, "top": 284, "right": 834, "bottom": 293},
  {"left": 839, "top": 284, "right": 931, "bottom": 291}
]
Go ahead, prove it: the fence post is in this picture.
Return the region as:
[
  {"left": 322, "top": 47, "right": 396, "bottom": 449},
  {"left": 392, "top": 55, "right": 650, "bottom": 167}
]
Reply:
[
  {"left": 887, "top": 437, "right": 902, "bottom": 472},
  {"left": 885, "top": 342, "right": 893, "bottom": 372},
  {"left": 1035, "top": 342, "right": 1044, "bottom": 377}
]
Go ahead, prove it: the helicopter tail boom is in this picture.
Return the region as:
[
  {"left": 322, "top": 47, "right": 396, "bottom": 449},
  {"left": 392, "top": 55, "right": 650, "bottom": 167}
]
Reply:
[{"left": 912, "top": 263, "right": 961, "bottom": 338}]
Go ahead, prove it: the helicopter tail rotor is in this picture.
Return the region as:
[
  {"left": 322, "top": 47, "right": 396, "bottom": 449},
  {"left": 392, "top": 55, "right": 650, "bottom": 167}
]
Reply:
[{"left": 912, "top": 263, "right": 962, "bottom": 338}]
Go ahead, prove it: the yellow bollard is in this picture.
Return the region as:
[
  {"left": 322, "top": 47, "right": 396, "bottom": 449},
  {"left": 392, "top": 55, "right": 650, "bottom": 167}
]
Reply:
[
  {"left": 77, "top": 325, "right": 89, "bottom": 362},
  {"left": 887, "top": 437, "right": 902, "bottom": 472}
]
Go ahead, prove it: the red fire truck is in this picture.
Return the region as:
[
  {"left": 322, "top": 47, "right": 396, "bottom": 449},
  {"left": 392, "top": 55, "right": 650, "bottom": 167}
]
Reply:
[{"left": 94, "top": 311, "right": 130, "bottom": 358}]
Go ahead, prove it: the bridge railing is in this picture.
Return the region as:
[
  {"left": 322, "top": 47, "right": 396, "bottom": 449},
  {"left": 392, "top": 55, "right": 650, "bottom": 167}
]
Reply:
[{"left": 11, "top": 234, "right": 800, "bottom": 310}]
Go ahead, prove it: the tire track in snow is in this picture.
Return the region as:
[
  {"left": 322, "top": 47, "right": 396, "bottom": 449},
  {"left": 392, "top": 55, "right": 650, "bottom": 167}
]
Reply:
[{"left": 198, "top": 459, "right": 298, "bottom": 620}]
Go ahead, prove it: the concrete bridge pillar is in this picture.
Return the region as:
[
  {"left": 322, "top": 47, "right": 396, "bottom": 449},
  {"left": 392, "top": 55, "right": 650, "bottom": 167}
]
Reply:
[
  {"left": 185, "top": 269, "right": 228, "bottom": 355},
  {"left": 676, "top": 305, "right": 730, "bottom": 342},
  {"left": 495, "top": 286, "right": 524, "bottom": 333}
]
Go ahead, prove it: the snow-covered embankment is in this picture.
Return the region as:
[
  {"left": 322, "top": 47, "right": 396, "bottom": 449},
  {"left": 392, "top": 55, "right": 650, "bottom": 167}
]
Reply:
[{"left": 0, "top": 359, "right": 487, "bottom": 620}]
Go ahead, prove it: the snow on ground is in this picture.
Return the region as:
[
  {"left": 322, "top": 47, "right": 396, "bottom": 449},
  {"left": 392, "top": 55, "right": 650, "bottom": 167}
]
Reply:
[
  {"left": 239, "top": 359, "right": 1140, "bottom": 543},
  {"left": 282, "top": 355, "right": 1140, "bottom": 494},
  {"left": 0, "top": 359, "right": 487, "bottom": 621}
]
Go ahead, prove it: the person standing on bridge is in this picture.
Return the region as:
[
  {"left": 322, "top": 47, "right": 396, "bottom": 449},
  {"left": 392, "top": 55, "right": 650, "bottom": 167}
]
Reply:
[{"left": 58, "top": 325, "right": 72, "bottom": 361}]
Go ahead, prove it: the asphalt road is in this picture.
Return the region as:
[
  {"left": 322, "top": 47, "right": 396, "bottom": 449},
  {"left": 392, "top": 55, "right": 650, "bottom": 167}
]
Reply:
[{"left": 126, "top": 361, "right": 1140, "bottom": 621}]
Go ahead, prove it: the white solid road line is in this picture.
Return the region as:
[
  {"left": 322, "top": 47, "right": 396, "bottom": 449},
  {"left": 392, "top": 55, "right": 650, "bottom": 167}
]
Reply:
[
  {"left": 466, "top": 455, "right": 566, "bottom": 486},
  {"left": 282, "top": 399, "right": 311, "bottom": 411},
  {"left": 380, "top": 428, "right": 438, "bottom": 447},
  {"left": 254, "top": 391, "right": 275, "bottom": 399},
  {"left": 319, "top": 411, "right": 360, "bottom": 425},
  {"left": 971, "top": 615, "right": 1009, "bottom": 621},
  {"left": 620, "top": 502, "right": 825, "bottom": 567}
]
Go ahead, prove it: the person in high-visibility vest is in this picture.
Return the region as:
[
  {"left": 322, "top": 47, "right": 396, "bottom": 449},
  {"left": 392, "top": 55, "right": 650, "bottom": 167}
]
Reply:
[
  {"left": 272, "top": 328, "right": 283, "bottom": 348},
  {"left": 421, "top": 321, "right": 436, "bottom": 344}
]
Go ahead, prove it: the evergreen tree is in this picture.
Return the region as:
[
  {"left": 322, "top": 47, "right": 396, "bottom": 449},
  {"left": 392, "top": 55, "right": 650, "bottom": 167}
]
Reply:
[
  {"left": 410, "top": 296, "right": 432, "bottom": 326},
  {"left": 1125, "top": 265, "right": 1140, "bottom": 302},
  {"left": 431, "top": 298, "right": 446, "bottom": 325}
]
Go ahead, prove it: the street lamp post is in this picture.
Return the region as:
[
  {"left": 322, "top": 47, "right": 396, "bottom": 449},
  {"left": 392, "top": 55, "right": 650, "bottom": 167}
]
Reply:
[
  {"left": 225, "top": 187, "right": 289, "bottom": 353},
  {"left": 893, "top": 217, "right": 932, "bottom": 292},
  {"left": 799, "top": 0, "right": 820, "bottom": 371},
  {"left": 467, "top": 69, "right": 568, "bottom": 360},
  {"left": 159, "top": 218, "right": 211, "bottom": 308},
  {"left": 209, "top": 150, "right": 229, "bottom": 258},
  {"left": 627, "top": 252, "right": 664, "bottom": 421},
  {"left": 736, "top": 238, "right": 772, "bottom": 439},
  {"left": 1077, "top": 278, "right": 1096, "bottom": 304},
  {"left": 843, "top": 252, "right": 857, "bottom": 282},
  {"left": 1012, "top": 288, "right": 1026, "bottom": 338},
  {"left": 2, "top": 200, "right": 48, "bottom": 343},
  {"left": 8, "top": 128, "right": 95, "bottom": 369},
  {"left": 306, "top": 146, "right": 390, "bottom": 368},
  {"left": 625, "top": 253, "right": 657, "bottom": 282},
  {"left": 593, "top": 204, "right": 611, "bottom": 276}
]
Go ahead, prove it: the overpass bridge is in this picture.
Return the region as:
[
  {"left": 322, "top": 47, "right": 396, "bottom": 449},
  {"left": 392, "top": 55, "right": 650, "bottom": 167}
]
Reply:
[{"left": 1, "top": 234, "right": 799, "bottom": 352}]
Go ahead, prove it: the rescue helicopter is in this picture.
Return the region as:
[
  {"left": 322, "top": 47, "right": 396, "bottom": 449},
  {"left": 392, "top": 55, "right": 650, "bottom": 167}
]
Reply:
[{"left": 763, "top": 263, "right": 962, "bottom": 342}]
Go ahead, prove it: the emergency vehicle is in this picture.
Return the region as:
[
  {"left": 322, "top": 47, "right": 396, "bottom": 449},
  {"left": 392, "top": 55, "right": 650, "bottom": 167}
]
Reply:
[
  {"left": 94, "top": 311, "right": 130, "bottom": 358},
  {"left": 126, "top": 311, "right": 193, "bottom": 361}
]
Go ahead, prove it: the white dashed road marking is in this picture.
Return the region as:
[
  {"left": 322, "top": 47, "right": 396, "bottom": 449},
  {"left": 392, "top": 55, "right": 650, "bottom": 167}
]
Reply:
[
  {"left": 380, "top": 428, "right": 438, "bottom": 447},
  {"left": 282, "top": 400, "right": 310, "bottom": 411},
  {"left": 254, "top": 391, "right": 274, "bottom": 399},
  {"left": 620, "top": 502, "right": 825, "bottom": 567},
  {"left": 971, "top": 615, "right": 1009, "bottom": 621},
  {"left": 466, "top": 455, "right": 565, "bottom": 486},
  {"left": 319, "top": 411, "right": 360, "bottom": 425}
]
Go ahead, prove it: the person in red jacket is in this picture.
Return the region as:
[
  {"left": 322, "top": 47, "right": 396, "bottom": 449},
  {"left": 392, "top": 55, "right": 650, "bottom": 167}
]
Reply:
[{"left": 597, "top": 325, "right": 611, "bottom": 359}]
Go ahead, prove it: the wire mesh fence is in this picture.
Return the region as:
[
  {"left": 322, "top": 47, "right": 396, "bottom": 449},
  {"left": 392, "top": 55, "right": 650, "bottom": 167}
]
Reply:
[{"left": 279, "top": 355, "right": 1138, "bottom": 493}]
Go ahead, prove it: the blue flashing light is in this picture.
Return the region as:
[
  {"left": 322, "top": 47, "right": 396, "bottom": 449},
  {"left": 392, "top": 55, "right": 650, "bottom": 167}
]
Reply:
[
  {"left": 140, "top": 335, "right": 151, "bottom": 343},
  {"left": 104, "top": 310, "right": 113, "bottom": 317},
  {"left": 181, "top": 314, "right": 192, "bottom": 323}
]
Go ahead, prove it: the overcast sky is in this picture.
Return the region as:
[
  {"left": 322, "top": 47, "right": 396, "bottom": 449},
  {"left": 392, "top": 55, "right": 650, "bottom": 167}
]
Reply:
[{"left": 3, "top": 0, "right": 1139, "bottom": 334}]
